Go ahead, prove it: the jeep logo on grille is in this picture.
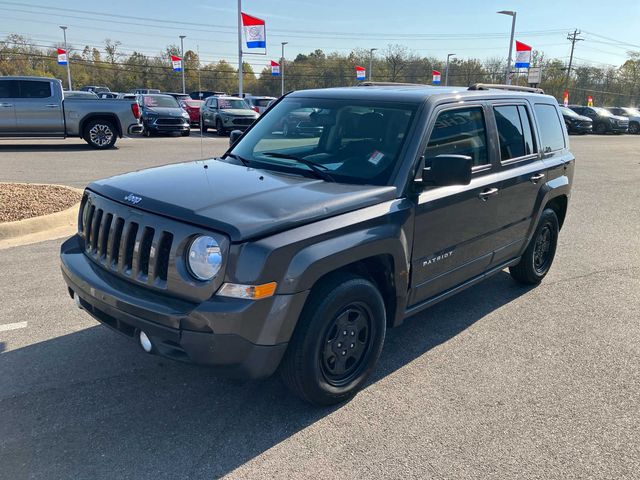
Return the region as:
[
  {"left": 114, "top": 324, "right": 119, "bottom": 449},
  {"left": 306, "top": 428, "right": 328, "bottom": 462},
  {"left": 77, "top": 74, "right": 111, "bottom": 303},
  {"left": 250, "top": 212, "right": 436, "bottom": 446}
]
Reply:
[{"left": 123, "top": 193, "right": 142, "bottom": 205}]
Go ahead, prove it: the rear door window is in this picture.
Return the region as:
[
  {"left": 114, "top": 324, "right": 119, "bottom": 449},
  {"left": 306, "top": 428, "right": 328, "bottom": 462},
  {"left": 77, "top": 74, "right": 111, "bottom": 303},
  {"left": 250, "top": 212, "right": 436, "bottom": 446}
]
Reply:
[
  {"left": 494, "top": 105, "right": 536, "bottom": 161},
  {"left": 18, "top": 80, "right": 52, "bottom": 98},
  {"left": 534, "top": 104, "right": 565, "bottom": 152},
  {"left": 425, "top": 106, "right": 489, "bottom": 167}
]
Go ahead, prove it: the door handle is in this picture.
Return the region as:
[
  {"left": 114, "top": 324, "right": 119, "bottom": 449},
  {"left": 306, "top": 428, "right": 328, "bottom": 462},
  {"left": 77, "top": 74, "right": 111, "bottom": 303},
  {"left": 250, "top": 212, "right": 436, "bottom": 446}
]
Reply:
[
  {"left": 44, "top": 104, "right": 60, "bottom": 108},
  {"left": 0, "top": 103, "right": 13, "bottom": 107},
  {"left": 530, "top": 173, "right": 545, "bottom": 183},
  {"left": 478, "top": 187, "right": 499, "bottom": 200}
]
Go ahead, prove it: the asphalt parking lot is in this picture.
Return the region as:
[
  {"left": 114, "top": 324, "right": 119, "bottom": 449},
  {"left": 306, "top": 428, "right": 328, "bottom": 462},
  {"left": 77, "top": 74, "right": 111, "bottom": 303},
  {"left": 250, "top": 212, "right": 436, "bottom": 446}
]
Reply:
[{"left": 1, "top": 134, "right": 639, "bottom": 479}]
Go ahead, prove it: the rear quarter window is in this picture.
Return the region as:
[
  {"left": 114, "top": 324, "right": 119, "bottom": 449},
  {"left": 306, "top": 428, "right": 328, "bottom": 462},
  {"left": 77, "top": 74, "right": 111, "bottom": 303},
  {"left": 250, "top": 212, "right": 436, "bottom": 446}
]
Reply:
[
  {"left": 534, "top": 104, "right": 565, "bottom": 152},
  {"left": 18, "top": 80, "right": 52, "bottom": 98}
]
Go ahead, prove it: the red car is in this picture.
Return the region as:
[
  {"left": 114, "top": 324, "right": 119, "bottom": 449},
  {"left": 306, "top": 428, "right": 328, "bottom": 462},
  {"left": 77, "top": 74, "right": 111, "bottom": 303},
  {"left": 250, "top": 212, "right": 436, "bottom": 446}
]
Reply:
[{"left": 180, "top": 99, "right": 204, "bottom": 126}]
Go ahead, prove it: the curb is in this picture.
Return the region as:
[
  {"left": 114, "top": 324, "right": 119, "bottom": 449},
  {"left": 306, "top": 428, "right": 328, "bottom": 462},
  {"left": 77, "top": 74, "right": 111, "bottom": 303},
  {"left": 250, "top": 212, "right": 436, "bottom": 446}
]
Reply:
[{"left": 0, "top": 184, "right": 83, "bottom": 247}]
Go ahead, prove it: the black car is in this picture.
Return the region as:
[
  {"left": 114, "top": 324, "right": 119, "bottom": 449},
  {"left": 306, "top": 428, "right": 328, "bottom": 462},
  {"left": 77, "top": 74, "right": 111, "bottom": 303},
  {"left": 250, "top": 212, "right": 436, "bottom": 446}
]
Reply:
[
  {"left": 569, "top": 105, "right": 628, "bottom": 134},
  {"left": 189, "top": 90, "right": 226, "bottom": 100},
  {"left": 138, "top": 94, "right": 190, "bottom": 136},
  {"left": 61, "top": 83, "right": 574, "bottom": 405},
  {"left": 559, "top": 106, "right": 592, "bottom": 134}
]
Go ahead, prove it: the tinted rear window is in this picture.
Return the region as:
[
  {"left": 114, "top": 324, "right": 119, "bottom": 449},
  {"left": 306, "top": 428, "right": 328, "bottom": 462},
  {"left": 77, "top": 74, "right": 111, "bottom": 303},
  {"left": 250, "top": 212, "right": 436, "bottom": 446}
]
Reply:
[
  {"left": 18, "top": 80, "right": 52, "bottom": 98},
  {"left": 534, "top": 104, "right": 565, "bottom": 152}
]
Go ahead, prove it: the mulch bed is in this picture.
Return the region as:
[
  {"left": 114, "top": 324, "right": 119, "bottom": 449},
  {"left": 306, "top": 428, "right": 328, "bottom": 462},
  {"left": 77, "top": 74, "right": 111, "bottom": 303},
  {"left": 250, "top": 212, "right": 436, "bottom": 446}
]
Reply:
[{"left": 0, "top": 183, "right": 82, "bottom": 223}]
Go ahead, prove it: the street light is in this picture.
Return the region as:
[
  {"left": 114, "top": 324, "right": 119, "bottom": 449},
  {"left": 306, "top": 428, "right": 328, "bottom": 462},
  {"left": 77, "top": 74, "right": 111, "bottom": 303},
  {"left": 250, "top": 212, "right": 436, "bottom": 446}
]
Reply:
[
  {"left": 445, "top": 53, "right": 455, "bottom": 86},
  {"left": 179, "top": 35, "right": 186, "bottom": 94},
  {"left": 497, "top": 10, "right": 517, "bottom": 85},
  {"left": 281, "top": 42, "right": 288, "bottom": 96},
  {"left": 369, "top": 48, "right": 378, "bottom": 81},
  {"left": 59, "top": 25, "right": 72, "bottom": 90}
]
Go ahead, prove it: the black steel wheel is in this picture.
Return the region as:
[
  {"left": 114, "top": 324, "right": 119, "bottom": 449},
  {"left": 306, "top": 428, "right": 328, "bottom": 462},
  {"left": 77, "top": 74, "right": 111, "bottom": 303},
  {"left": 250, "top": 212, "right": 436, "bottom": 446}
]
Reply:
[
  {"left": 280, "top": 274, "right": 386, "bottom": 406},
  {"left": 510, "top": 208, "right": 559, "bottom": 285}
]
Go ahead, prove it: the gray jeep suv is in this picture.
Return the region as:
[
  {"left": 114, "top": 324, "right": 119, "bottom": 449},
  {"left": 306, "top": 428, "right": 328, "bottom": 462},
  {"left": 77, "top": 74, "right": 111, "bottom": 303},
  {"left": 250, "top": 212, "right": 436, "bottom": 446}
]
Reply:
[{"left": 61, "top": 83, "right": 574, "bottom": 405}]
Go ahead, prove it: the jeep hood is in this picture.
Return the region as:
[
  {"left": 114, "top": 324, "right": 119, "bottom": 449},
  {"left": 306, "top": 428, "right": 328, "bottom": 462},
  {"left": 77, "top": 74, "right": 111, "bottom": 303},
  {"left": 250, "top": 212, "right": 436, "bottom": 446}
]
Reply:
[{"left": 87, "top": 159, "right": 397, "bottom": 242}]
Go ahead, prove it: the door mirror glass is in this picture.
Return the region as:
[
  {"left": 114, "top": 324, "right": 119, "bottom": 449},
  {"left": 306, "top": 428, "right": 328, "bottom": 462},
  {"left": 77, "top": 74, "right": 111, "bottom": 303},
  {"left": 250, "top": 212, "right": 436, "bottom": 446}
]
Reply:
[
  {"left": 421, "top": 154, "right": 472, "bottom": 187},
  {"left": 229, "top": 129, "right": 243, "bottom": 146}
]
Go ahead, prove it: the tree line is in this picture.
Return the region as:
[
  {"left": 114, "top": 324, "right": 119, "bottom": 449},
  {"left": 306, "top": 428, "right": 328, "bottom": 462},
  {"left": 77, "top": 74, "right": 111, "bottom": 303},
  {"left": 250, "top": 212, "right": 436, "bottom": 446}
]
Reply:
[{"left": 1, "top": 34, "right": 639, "bottom": 106}]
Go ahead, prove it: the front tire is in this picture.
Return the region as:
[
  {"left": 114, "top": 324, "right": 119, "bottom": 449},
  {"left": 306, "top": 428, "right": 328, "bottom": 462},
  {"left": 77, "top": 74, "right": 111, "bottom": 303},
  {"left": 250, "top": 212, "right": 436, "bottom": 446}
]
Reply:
[
  {"left": 84, "top": 119, "right": 117, "bottom": 149},
  {"left": 628, "top": 122, "right": 639, "bottom": 134},
  {"left": 181, "top": 129, "right": 190, "bottom": 137},
  {"left": 509, "top": 208, "right": 559, "bottom": 285},
  {"left": 216, "top": 118, "right": 226, "bottom": 136},
  {"left": 279, "top": 274, "right": 386, "bottom": 406},
  {"left": 595, "top": 122, "right": 607, "bottom": 135}
]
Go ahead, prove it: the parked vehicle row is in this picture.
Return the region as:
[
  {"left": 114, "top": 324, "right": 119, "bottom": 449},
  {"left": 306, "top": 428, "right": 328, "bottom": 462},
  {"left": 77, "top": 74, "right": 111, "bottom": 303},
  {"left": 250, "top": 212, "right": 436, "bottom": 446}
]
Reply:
[{"left": 562, "top": 105, "right": 639, "bottom": 135}]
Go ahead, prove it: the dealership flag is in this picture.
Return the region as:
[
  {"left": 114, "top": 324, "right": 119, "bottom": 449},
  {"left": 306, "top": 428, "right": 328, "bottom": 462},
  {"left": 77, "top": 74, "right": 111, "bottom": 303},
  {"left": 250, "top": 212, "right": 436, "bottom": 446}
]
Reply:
[
  {"left": 57, "top": 48, "right": 68, "bottom": 65},
  {"left": 242, "top": 13, "right": 266, "bottom": 49},
  {"left": 514, "top": 41, "right": 532, "bottom": 68},
  {"left": 355, "top": 65, "right": 366, "bottom": 80},
  {"left": 587, "top": 95, "right": 593, "bottom": 107},
  {"left": 563, "top": 90, "right": 569, "bottom": 107},
  {"left": 432, "top": 70, "right": 441, "bottom": 85},
  {"left": 271, "top": 60, "right": 280, "bottom": 76},
  {"left": 171, "top": 55, "right": 182, "bottom": 72}
]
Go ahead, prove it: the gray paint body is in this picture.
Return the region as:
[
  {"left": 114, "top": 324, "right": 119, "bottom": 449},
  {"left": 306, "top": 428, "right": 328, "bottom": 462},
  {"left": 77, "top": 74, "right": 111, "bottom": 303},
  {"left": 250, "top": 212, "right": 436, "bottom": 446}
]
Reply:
[{"left": 61, "top": 84, "right": 574, "bottom": 378}]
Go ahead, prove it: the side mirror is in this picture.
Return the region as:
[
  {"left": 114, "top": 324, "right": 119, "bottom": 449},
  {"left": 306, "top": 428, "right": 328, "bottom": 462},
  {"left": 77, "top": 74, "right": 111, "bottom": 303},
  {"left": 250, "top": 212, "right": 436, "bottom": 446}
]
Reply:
[
  {"left": 420, "top": 154, "right": 472, "bottom": 187},
  {"left": 229, "top": 130, "right": 243, "bottom": 146}
]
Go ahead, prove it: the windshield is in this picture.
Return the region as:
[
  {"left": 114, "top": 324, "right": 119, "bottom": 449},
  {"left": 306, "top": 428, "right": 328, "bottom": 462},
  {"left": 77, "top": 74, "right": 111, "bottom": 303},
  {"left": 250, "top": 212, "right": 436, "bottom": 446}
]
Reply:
[
  {"left": 592, "top": 107, "right": 612, "bottom": 117},
  {"left": 560, "top": 107, "right": 579, "bottom": 117},
  {"left": 229, "top": 97, "right": 417, "bottom": 185},
  {"left": 622, "top": 107, "right": 640, "bottom": 116},
  {"left": 219, "top": 99, "right": 250, "bottom": 110},
  {"left": 142, "top": 95, "right": 179, "bottom": 108}
]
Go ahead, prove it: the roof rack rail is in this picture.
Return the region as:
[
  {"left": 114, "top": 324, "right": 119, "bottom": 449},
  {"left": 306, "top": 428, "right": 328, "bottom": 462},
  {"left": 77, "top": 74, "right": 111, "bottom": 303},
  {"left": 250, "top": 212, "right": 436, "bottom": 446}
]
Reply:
[
  {"left": 356, "top": 81, "right": 430, "bottom": 87},
  {"left": 468, "top": 83, "right": 545, "bottom": 94}
]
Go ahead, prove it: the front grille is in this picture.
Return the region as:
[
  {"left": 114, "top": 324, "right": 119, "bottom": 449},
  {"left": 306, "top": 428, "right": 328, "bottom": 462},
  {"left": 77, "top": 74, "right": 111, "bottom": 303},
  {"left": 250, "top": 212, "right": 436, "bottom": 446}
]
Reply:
[
  {"left": 81, "top": 199, "right": 173, "bottom": 287},
  {"left": 156, "top": 118, "right": 184, "bottom": 125},
  {"left": 232, "top": 118, "right": 254, "bottom": 126},
  {"left": 78, "top": 191, "right": 229, "bottom": 302}
]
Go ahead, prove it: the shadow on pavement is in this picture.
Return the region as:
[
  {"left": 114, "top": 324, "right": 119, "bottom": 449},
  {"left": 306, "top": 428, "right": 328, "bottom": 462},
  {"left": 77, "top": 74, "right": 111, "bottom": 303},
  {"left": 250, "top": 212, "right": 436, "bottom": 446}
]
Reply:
[
  {"left": 0, "top": 143, "right": 103, "bottom": 152},
  {"left": 0, "top": 271, "right": 531, "bottom": 479}
]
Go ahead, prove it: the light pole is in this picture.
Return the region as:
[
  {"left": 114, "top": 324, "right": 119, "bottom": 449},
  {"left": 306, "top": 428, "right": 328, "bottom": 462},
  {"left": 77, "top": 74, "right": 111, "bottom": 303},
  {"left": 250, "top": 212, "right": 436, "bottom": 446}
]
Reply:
[
  {"left": 179, "top": 35, "right": 186, "bottom": 94},
  {"left": 281, "top": 42, "right": 288, "bottom": 96},
  {"left": 59, "top": 25, "right": 72, "bottom": 90},
  {"left": 498, "top": 10, "right": 517, "bottom": 85},
  {"left": 445, "top": 53, "right": 455, "bottom": 86},
  {"left": 369, "top": 48, "right": 377, "bottom": 81}
]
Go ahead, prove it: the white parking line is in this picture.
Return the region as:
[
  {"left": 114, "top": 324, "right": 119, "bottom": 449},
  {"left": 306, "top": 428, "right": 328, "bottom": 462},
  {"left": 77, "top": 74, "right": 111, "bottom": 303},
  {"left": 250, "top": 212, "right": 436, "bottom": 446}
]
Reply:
[{"left": 0, "top": 321, "right": 28, "bottom": 332}]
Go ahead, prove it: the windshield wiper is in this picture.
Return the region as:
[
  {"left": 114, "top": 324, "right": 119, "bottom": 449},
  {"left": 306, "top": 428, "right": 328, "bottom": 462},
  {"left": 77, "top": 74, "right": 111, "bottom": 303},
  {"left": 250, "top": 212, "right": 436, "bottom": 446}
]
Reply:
[
  {"left": 224, "top": 152, "right": 251, "bottom": 167},
  {"left": 261, "top": 152, "right": 335, "bottom": 182}
]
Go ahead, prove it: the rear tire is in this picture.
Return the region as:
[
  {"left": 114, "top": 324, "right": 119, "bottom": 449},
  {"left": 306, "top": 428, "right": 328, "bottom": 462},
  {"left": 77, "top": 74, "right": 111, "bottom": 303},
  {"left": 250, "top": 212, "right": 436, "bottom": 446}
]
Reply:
[
  {"left": 84, "top": 119, "right": 117, "bottom": 149},
  {"left": 279, "top": 274, "right": 386, "bottom": 406},
  {"left": 509, "top": 208, "right": 559, "bottom": 285},
  {"left": 595, "top": 122, "right": 607, "bottom": 135}
]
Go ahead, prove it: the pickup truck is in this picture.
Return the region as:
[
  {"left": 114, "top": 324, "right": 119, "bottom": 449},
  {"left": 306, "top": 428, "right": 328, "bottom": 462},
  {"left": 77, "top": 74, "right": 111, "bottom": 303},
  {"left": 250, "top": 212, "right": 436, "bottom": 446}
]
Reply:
[
  {"left": 61, "top": 83, "right": 574, "bottom": 405},
  {"left": 0, "top": 76, "right": 142, "bottom": 149}
]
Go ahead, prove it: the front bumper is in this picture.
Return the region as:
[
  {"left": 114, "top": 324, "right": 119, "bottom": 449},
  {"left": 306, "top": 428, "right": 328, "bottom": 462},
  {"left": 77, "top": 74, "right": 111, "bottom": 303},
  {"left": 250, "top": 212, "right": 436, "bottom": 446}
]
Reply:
[
  {"left": 60, "top": 235, "right": 308, "bottom": 378},
  {"left": 145, "top": 117, "right": 190, "bottom": 133}
]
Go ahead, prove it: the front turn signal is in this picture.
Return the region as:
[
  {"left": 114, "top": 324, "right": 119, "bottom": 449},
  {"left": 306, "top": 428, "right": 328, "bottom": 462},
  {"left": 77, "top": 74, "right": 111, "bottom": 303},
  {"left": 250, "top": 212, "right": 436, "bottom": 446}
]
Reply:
[{"left": 217, "top": 282, "right": 277, "bottom": 300}]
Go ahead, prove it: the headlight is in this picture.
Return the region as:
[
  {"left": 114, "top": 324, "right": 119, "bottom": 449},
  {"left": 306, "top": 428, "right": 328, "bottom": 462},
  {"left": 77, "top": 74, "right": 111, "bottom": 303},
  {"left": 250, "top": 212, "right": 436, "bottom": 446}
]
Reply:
[
  {"left": 187, "top": 235, "right": 222, "bottom": 281},
  {"left": 182, "top": 112, "right": 190, "bottom": 118}
]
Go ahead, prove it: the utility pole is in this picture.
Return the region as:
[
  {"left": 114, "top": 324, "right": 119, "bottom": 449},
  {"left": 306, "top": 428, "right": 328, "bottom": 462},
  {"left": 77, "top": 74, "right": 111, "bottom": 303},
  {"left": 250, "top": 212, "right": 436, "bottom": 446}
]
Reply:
[
  {"left": 59, "top": 26, "right": 72, "bottom": 90},
  {"left": 369, "top": 48, "right": 377, "bottom": 81},
  {"left": 179, "top": 35, "right": 186, "bottom": 94},
  {"left": 281, "top": 42, "right": 288, "bottom": 96},
  {"left": 565, "top": 29, "right": 584, "bottom": 91}
]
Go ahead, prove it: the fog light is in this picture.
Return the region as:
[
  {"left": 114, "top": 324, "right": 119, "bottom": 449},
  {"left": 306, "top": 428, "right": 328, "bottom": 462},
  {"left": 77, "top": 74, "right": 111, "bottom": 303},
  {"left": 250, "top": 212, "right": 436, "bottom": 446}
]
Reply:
[{"left": 139, "top": 330, "right": 153, "bottom": 353}]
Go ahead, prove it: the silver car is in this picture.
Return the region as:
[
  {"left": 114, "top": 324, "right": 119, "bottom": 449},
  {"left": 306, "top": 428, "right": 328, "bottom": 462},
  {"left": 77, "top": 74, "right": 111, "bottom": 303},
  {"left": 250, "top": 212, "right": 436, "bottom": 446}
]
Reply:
[{"left": 200, "top": 96, "right": 259, "bottom": 135}]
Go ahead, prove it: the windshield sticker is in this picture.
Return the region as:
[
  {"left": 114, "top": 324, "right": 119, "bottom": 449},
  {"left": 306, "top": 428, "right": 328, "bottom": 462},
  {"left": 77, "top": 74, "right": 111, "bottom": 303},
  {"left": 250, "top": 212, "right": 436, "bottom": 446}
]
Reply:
[{"left": 368, "top": 150, "right": 384, "bottom": 165}]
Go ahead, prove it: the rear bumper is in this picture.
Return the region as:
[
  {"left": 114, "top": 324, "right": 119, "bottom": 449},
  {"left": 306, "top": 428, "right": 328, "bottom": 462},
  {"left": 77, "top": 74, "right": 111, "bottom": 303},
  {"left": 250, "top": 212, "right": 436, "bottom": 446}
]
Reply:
[
  {"left": 60, "top": 235, "right": 308, "bottom": 378},
  {"left": 128, "top": 123, "right": 143, "bottom": 135}
]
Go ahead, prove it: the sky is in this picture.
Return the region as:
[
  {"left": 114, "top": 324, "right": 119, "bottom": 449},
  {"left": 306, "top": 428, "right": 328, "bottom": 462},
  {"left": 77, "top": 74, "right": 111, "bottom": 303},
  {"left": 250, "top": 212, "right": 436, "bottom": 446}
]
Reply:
[{"left": 1, "top": 0, "right": 639, "bottom": 71}]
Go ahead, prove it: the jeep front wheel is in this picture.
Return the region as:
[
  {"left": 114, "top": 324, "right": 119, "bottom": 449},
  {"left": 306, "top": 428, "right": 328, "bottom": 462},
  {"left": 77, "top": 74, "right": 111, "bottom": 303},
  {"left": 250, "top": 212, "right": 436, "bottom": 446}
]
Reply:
[
  {"left": 279, "top": 274, "right": 386, "bottom": 406},
  {"left": 509, "top": 208, "right": 559, "bottom": 285},
  {"left": 84, "top": 119, "right": 117, "bottom": 149}
]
